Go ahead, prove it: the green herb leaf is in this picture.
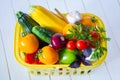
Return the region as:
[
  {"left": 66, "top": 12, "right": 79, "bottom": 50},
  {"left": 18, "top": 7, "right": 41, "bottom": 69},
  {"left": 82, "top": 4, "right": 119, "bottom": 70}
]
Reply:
[
  {"left": 96, "top": 26, "right": 106, "bottom": 32},
  {"left": 77, "top": 25, "right": 82, "bottom": 33},
  {"left": 66, "top": 34, "right": 74, "bottom": 40},
  {"left": 105, "top": 38, "right": 111, "bottom": 41},
  {"left": 88, "top": 35, "right": 92, "bottom": 40},
  {"left": 101, "top": 36, "right": 111, "bottom": 41},
  {"left": 90, "top": 26, "right": 95, "bottom": 32},
  {"left": 101, "top": 46, "right": 107, "bottom": 51},
  {"left": 75, "top": 21, "right": 80, "bottom": 25}
]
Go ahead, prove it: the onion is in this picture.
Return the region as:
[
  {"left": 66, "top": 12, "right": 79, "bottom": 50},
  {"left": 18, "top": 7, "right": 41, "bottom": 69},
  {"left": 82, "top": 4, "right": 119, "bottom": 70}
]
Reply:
[{"left": 51, "top": 33, "right": 66, "bottom": 49}]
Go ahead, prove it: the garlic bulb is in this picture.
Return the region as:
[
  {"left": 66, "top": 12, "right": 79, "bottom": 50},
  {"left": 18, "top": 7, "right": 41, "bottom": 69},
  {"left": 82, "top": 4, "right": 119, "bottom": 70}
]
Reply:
[{"left": 66, "top": 11, "right": 81, "bottom": 24}]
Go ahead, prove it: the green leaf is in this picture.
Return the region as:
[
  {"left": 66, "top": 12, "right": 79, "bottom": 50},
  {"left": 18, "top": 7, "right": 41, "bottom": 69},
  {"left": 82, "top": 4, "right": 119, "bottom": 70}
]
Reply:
[
  {"left": 69, "top": 28, "right": 74, "bottom": 33},
  {"left": 80, "top": 34, "right": 86, "bottom": 39},
  {"left": 91, "top": 52, "right": 97, "bottom": 59},
  {"left": 97, "top": 52, "right": 102, "bottom": 59},
  {"left": 88, "top": 35, "right": 92, "bottom": 40},
  {"left": 75, "top": 21, "right": 80, "bottom": 25},
  {"left": 66, "top": 34, "right": 74, "bottom": 40},
  {"left": 77, "top": 25, "right": 83, "bottom": 33},
  {"left": 83, "top": 26, "right": 89, "bottom": 32},
  {"left": 77, "top": 35, "right": 81, "bottom": 40},
  {"left": 90, "top": 26, "right": 95, "bottom": 32},
  {"left": 91, "top": 51, "right": 101, "bottom": 60},
  {"left": 75, "top": 49, "right": 83, "bottom": 55},
  {"left": 72, "top": 26, "right": 77, "bottom": 31},
  {"left": 101, "top": 46, "right": 107, "bottom": 51},
  {"left": 101, "top": 35, "right": 111, "bottom": 41},
  {"left": 97, "top": 26, "right": 106, "bottom": 32},
  {"left": 105, "top": 38, "right": 111, "bottom": 41}
]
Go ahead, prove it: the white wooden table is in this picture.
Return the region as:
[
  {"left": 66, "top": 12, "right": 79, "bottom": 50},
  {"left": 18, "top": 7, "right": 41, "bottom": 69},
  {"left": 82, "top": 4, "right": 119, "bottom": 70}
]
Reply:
[{"left": 0, "top": 0, "right": 120, "bottom": 80}]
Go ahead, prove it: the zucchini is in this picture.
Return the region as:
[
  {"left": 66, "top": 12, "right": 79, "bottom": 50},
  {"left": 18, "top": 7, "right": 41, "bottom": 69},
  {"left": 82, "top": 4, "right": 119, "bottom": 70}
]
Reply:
[
  {"left": 16, "top": 11, "right": 39, "bottom": 34},
  {"left": 32, "top": 26, "right": 55, "bottom": 44}
]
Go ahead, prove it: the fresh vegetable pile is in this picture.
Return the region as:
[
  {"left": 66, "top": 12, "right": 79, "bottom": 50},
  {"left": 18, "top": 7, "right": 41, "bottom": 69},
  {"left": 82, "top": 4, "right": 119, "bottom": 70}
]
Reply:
[{"left": 16, "top": 5, "right": 110, "bottom": 68}]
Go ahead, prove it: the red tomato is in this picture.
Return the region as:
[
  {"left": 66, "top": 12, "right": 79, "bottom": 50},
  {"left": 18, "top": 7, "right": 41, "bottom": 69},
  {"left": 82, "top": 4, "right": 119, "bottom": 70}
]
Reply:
[
  {"left": 25, "top": 53, "right": 35, "bottom": 64},
  {"left": 90, "top": 31, "right": 100, "bottom": 48},
  {"left": 76, "top": 40, "right": 87, "bottom": 50},
  {"left": 66, "top": 41, "right": 76, "bottom": 50},
  {"left": 90, "top": 31, "right": 99, "bottom": 40}
]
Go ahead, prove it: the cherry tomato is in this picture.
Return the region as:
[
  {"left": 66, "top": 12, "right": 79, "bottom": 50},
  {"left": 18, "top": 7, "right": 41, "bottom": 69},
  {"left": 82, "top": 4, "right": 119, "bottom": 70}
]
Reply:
[
  {"left": 90, "top": 31, "right": 99, "bottom": 40},
  {"left": 66, "top": 40, "right": 76, "bottom": 50},
  {"left": 76, "top": 40, "right": 87, "bottom": 50},
  {"left": 89, "top": 31, "right": 100, "bottom": 48}
]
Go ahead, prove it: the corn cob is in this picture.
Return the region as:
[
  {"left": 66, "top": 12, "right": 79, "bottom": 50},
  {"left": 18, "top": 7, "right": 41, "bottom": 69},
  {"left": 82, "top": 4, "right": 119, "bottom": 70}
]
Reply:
[{"left": 29, "top": 5, "right": 67, "bottom": 33}]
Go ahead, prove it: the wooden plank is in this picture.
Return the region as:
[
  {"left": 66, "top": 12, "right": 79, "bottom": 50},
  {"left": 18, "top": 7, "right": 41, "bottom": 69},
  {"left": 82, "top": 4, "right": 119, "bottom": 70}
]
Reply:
[
  {"left": 30, "top": 74, "right": 50, "bottom": 80},
  {"left": 47, "top": 0, "right": 67, "bottom": 13},
  {"left": 98, "top": 1, "right": 120, "bottom": 79},
  {"left": 0, "top": 30, "right": 10, "bottom": 80},
  {"left": 11, "top": 0, "right": 29, "bottom": 13},
  {"left": 64, "top": 0, "right": 85, "bottom": 12},
  {"left": 100, "top": 0, "right": 120, "bottom": 48},
  {"left": 50, "top": 75, "right": 71, "bottom": 80},
  {"left": 89, "top": 63, "right": 111, "bottom": 80},
  {"left": 118, "top": 0, "right": 120, "bottom": 6},
  {"left": 105, "top": 59, "right": 120, "bottom": 80},
  {"left": 70, "top": 74, "right": 90, "bottom": 80},
  {"left": 0, "top": 0, "right": 30, "bottom": 80},
  {"left": 82, "top": 0, "right": 103, "bottom": 16}
]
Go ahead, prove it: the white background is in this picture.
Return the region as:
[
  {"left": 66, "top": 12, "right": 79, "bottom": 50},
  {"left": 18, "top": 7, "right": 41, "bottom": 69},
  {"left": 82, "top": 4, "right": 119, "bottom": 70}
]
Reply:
[{"left": 0, "top": 0, "right": 120, "bottom": 80}]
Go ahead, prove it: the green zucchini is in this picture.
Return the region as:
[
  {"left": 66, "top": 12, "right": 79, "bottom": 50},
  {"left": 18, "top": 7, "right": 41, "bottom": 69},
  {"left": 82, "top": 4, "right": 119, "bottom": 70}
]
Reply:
[
  {"left": 16, "top": 11, "right": 39, "bottom": 34},
  {"left": 32, "top": 26, "right": 55, "bottom": 44}
]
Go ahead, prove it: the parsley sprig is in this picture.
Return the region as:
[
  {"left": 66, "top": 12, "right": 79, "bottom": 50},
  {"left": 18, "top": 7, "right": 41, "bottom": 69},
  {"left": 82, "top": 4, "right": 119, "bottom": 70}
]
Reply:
[
  {"left": 90, "top": 26, "right": 110, "bottom": 59},
  {"left": 66, "top": 23, "right": 110, "bottom": 60},
  {"left": 66, "top": 24, "right": 92, "bottom": 40}
]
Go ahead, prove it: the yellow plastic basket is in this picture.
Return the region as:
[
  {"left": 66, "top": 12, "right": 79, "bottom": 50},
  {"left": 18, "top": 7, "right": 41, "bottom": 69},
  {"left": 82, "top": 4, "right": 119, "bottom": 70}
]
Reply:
[{"left": 14, "top": 13, "right": 107, "bottom": 76}]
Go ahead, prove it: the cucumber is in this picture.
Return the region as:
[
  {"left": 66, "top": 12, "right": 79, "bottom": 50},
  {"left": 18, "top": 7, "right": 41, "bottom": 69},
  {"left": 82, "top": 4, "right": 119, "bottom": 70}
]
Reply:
[
  {"left": 16, "top": 11, "right": 39, "bottom": 34},
  {"left": 32, "top": 26, "right": 55, "bottom": 44},
  {"left": 37, "top": 26, "right": 55, "bottom": 37}
]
